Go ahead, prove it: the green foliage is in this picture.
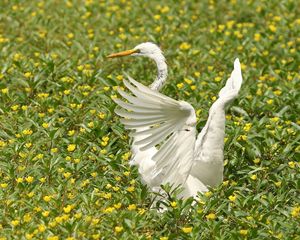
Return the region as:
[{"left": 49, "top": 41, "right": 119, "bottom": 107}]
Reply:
[{"left": 0, "top": 0, "right": 299, "bottom": 239}]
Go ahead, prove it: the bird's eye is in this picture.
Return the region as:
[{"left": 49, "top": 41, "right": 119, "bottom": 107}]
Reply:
[
  {"left": 135, "top": 49, "right": 141, "bottom": 53},
  {"left": 185, "top": 129, "right": 190, "bottom": 132}
]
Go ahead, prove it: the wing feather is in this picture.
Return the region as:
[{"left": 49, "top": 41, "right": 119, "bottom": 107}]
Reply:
[
  {"left": 193, "top": 59, "right": 243, "bottom": 187},
  {"left": 114, "top": 76, "right": 197, "bottom": 189}
]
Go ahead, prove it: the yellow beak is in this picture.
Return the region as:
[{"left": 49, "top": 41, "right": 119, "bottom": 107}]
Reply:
[{"left": 107, "top": 49, "right": 138, "bottom": 58}]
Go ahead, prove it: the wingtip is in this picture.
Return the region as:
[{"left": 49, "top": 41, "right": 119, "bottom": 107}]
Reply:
[{"left": 234, "top": 58, "right": 240, "bottom": 69}]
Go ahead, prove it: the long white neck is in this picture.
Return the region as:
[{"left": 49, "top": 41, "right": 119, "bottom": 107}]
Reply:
[{"left": 148, "top": 54, "right": 168, "bottom": 91}]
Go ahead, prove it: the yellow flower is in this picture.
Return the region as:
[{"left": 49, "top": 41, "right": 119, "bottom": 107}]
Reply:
[
  {"left": 160, "top": 237, "right": 169, "bottom": 240},
  {"left": 24, "top": 72, "right": 33, "bottom": 78},
  {"left": 254, "top": 33, "right": 261, "bottom": 41},
  {"left": 91, "top": 234, "right": 100, "bottom": 240},
  {"left": 214, "top": 76, "right": 222, "bottom": 82},
  {"left": 63, "top": 205, "right": 72, "bottom": 213},
  {"left": 275, "top": 181, "right": 281, "bottom": 187},
  {"left": 138, "top": 208, "right": 146, "bottom": 215},
  {"left": 43, "top": 195, "right": 52, "bottom": 202},
  {"left": 23, "top": 213, "right": 32, "bottom": 222},
  {"left": 42, "top": 211, "right": 50, "bottom": 217},
  {"left": 268, "top": 24, "right": 276, "bottom": 32},
  {"left": 153, "top": 14, "right": 161, "bottom": 20},
  {"left": 240, "top": 229, "right": 248, "bottom": 235},
  {"left": 1, "top": 88, "right": 8, "bottom": 94},
  {"left": 182, "top": 227, "right": 193, "bottom": 233},
  {"left": 250, "top": 174, "right": 257, "bottom": 180},
  {"left": 253, "top": 158, "right": 261, "bottom": 164},
  {"left": 104, "top": 207, "right": 115, "bottom": 213},
  {"left": 0, "top": 183, "right": 8, "bottom": 188},
  {"left": 204, "top": 191, "right": 212, "bottom": 197},
  {"left": 237, "top": 135, "right": 247, "bottom": 141},
  {"left": 115, "top": 226, "right": 123, "bottom": 233},
  {"left": 170, "top": 201, "right": 177, "bottom": 208},
  {"left": 67, "top": 144, "right": 76, "bottom": 152},
  {"left": 75, "top": 212, "right": 82, "bottom": 219},
  {"left": 88, "top": 122, "right": 94, "bottom": 128},
  {"left": 11, "top": 220, "right": 20, "bottom": 226},
  {"left": 38, "top": 224, "right": 46, "bottom": 232},
  {"left": 42, "top": 122, "right": 49, "bottom": 128},
  {"left": 67, "top": 33, "right": 74, "bottom": 39},
  {"left": 206, "top": 213, "right": 216, "bottom": 220},
  {"left": 179, "top": 42, "right": 191, "bottom": 50},
  {"left": 22, "top": 129, "right": 33, "bottom": 135},
  {"left": 26, "top": 233, "right": 34, "bottom": 239},
  {"left": 0, "top": 141, "right": 7, "bottom": 147},
  {"left": 11, "top": 105, "right": 19, "bottom": 111},
  {"left": 194, "top": 71, "right": 201, "bottom": 77},
  {"left": 270, "top": 117, "right": 279, "bottom": 123},
  {"left": 39, "top": 177, "right": 46, "bottom": 183},
  {"left": 122, "top": 152, "right": 131, "bottom": 161},
  {"left": 91, "top": 172, "right": 97, "bottom": 177},
  {"left": 27, "top": 192, "right": 34, "bottom": 198},
  {"left": 291, "top": 206, "right": 300, "bottom": 218},
  {"left": 288, "top": 161, "right": 296, "bottom": 168},
  {"left": 127, "top": 204, "right": 136, "bottom": 211},
  {"left": 114, "top": 203, "right": 122, "bottom": 209},
  {"left": 222, "top": 180, "right": 229, "bottom": 186},
  {"left": 64, "top": 89, "right": 71, "bottom": 95},
  {"left": 63, "top": 172, "right": 71, "bottom": 178},
  {"left": 25, "top": 176, "right": 34, "bottom": 183},
  {"left": 127, "top": 186, "right": 135, "bottom": 192},
  {"left": 243, "top": 123, "right": 252, "bottom": 132},
  {"left": 16, "top": 177, "right": 23, "bottom": 183},
  {"left": 228, "top": 195, "right": 236, "bottom": 202},
  {"left": 47, "top": 236, "right": 59, "bottom": 240},
  {"left": 51, "top": 148, "right": 58, "bottom": 153},
  {"left": 98, "top": 112, "right": 106, "bottom": 119},
  {"left": 73, "top": 158, "right": 80, "bottom": 164}
]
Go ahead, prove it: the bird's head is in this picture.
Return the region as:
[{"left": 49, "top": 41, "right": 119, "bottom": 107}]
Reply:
[{"left": 107, "top": 42, "right": 164, "bottom": 61}]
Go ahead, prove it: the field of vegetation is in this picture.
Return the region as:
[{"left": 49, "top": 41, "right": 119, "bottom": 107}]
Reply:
[{"left": 0, "top": 0, "right": 299, "bottom": 239}]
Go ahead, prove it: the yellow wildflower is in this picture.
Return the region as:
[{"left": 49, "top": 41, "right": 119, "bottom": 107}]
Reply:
[
  {"left": 206, "top": 213, "right": 216, "bottom": 220},
  {"left": 291, "top": 206, "right": 300, "bottom": 218},
  {"left": 11, "top": 220, "right": 20, "bottom": 226},
  {"left": 127, "top": 204, "right": 136, "bottom": 210},
  {"left": 43, "top": 195, "right": 52, "bottom": 202},
  {"left": 67, "top": 144, "right": 76, "bottom": 152},
  {"left": 229, "top": 195, "right": 236, "bottom": 202},
  {"left": 63, "top": 205, "right": 72, "bottom": 213},
  {"left": 250, "top": 174, "right": 257, "bottom": 180},
  {"left": 115, "top": 226, "right": 123, "bottom": 233},
  {"left": 240, "top": 229, "right": 248, "bottom": 235},
  {"left": 182, "top": 227, "right": 193, "bottom": 233},
  {"left": 25, "top": 176, "right": 34, "bottom": 183},
  {"left": 179, "top": 42, "right": 191, "bottom": 50}
]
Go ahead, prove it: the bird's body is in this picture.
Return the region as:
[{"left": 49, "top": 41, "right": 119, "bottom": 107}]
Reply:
[{"left": 108, "top": 42, "right": 243, "bottom": 199}]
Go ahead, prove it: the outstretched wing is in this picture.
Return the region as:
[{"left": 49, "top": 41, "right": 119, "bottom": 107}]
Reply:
[
  {"left": 114, "top": 76, "right": 197, "bottom": 187},
  {"left": 193, "top": 58, "right": 243, "bottom": 187},
  {"left": 218, "top": 58, "right": 243, "bottom": 99}
]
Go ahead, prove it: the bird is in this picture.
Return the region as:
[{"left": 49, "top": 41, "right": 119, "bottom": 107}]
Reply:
[{"left": 107, "top": 42, "right": 243, "bottom": 199}]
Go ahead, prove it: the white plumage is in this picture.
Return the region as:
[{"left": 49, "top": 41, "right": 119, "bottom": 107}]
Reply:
[{"left": 108, "top": 42, "right": 243, "bottom": 199}]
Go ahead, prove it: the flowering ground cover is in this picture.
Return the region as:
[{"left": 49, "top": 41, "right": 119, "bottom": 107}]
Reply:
[{"left": 0, "top": 0, "right": 299, "bottom": 239}]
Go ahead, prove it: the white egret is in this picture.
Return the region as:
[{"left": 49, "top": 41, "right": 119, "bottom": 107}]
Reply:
[{"left": 108, "top": 42, "right": 243, "bottom": 199}]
